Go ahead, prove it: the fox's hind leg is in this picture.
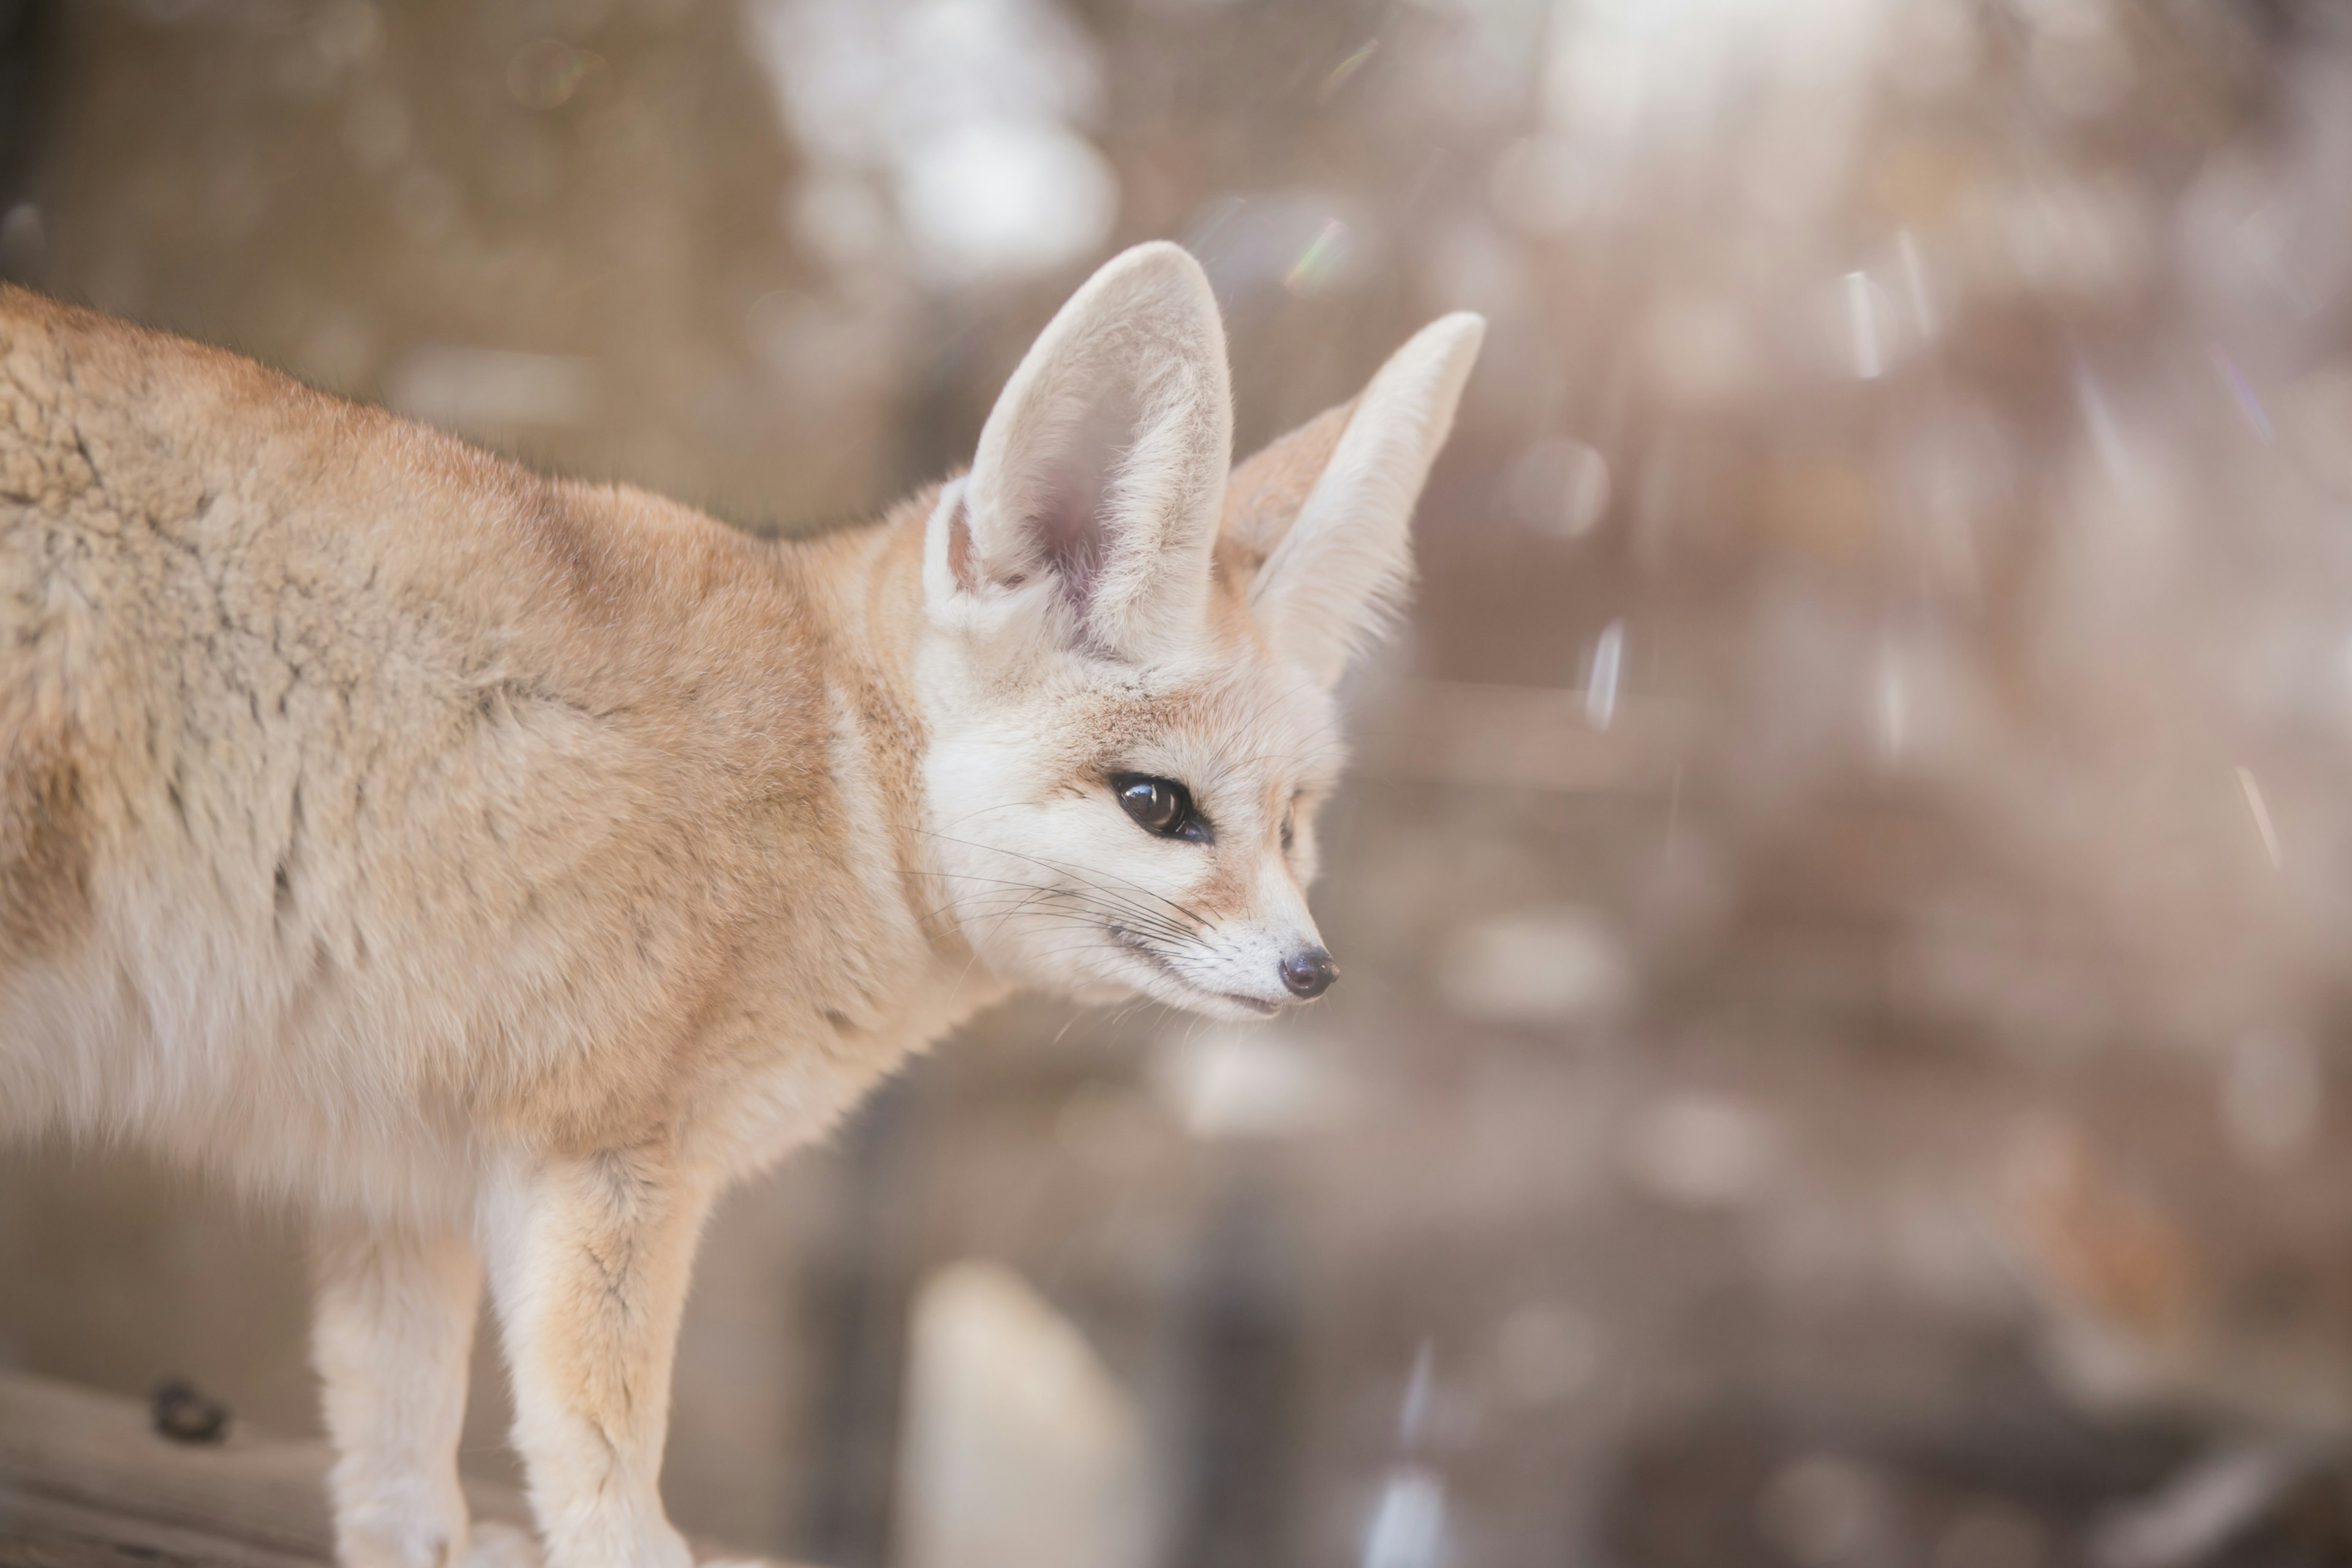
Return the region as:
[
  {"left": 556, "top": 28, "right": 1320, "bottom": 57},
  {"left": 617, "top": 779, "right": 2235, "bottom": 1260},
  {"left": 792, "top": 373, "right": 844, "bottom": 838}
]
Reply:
[
  {"left": 312, "top": 1219, "right": 486, "bottom": 1568},
  {"left": 483, "top": 1145, "right": 714, "bottom": 1568}
]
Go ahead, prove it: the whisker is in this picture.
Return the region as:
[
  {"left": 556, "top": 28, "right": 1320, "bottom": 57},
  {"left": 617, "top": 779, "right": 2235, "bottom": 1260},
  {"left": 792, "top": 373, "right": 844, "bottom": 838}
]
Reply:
[
  {"left": 923, "top": 832, "right": 1216, "bottom": 931},
  {"left": 916, "top": 850, "right": 1210, "bottom": 943},
  {"left": 913, "top": 870, "right": 1209, "bottom": 952}
]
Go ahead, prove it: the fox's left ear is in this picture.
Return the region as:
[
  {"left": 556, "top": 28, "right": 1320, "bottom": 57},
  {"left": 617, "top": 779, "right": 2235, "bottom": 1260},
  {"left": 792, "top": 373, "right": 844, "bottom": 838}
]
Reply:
[{"left": 1223, "top": 313, "right": 1485, "bottom": 688}]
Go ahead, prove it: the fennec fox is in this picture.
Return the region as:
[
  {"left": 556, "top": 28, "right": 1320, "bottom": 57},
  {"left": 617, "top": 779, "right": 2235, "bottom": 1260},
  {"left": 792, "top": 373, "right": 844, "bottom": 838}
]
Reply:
[{"left": 0, "top": 243, "right": 1482, "bottom": 1568}]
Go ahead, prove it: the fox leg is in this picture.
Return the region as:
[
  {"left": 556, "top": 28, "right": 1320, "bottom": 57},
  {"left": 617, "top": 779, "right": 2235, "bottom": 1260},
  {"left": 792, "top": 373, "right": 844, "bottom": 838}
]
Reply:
[
  {"left": 484, "top": 1146, "right": 713, "bottom": 1568},
  {"left": 312, "top": 1219, "right": 485, "bottom": 1568}
]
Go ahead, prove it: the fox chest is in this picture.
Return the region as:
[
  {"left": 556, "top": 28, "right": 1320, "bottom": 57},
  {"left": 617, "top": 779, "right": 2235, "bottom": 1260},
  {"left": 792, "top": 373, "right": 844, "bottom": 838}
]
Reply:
[{"left": 678, "top": 960, "right": 1007, "bottom": 1180}]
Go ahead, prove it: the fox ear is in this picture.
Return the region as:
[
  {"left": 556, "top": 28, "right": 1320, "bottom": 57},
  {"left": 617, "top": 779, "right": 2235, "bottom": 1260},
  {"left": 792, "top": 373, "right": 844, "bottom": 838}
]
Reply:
[
  {"left": 1226, "top": 312, "right": 1485, "bottom": 688},
  {"left": 930, "top": 242, "right": 1232, "bottom": 662}
]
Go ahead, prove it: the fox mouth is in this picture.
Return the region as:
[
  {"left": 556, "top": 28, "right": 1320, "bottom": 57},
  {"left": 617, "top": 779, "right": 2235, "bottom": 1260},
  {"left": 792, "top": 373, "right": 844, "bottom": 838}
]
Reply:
[
  {"left": 1107, "top": 927, "right": 1281, "bottom": 1017},
  {"left": 1212, "top": 992, "right": 1280, "bottom": 1017},
  {"left": 1167, "top": 976, "right": 1282, "bottom": 1018}
]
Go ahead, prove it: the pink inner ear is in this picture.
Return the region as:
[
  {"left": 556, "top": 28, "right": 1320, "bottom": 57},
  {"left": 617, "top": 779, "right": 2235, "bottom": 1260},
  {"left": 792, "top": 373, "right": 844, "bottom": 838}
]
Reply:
[
  {"left": 1007, "top": 378, "right": 1144, "bottom": 617},
  {"left": 944, "top": 495, "right": 978, "bottom": 593},
  {"left": 1025, "top": 448, "right": 1106, "bottom": 609}
]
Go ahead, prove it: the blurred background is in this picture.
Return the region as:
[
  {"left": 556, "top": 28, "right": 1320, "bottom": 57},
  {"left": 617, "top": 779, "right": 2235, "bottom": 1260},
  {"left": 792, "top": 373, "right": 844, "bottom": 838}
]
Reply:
[{"left": 7, "top": 0, "right": 2352, "bottom": 1564}]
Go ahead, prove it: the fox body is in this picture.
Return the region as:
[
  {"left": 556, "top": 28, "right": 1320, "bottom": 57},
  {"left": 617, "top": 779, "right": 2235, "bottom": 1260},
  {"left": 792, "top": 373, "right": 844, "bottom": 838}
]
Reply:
[{"left": 0, "top": 244, "right": 1480, "bottom": 1568}]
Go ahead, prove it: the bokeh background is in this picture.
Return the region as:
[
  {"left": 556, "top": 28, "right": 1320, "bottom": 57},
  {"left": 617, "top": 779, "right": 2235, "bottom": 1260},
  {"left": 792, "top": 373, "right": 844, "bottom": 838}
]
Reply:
[{"left": 7, "top": 0, "right": 2352, "bottom": 1564}]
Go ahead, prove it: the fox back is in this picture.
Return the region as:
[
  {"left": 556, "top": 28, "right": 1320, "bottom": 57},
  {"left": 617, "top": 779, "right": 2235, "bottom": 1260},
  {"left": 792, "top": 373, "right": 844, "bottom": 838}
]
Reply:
[{"left": 0, "top": 283, "right": 959, "bottom": 1218}]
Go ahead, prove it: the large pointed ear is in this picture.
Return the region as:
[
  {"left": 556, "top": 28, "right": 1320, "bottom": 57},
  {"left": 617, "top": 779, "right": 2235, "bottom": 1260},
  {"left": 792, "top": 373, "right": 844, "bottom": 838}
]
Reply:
[
  {"left": 1224, "top": 312, "right": 1485, "bottom": 687},
  {"left": 927, "top": 242, "right": 1232, "bottom": 662}
]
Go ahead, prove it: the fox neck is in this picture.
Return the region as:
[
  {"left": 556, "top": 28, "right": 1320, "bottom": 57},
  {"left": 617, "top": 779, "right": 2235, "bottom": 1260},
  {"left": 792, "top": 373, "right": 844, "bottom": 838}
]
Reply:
[{"left": 784, "top": 485, "right": 1014, "bottom": 1041}]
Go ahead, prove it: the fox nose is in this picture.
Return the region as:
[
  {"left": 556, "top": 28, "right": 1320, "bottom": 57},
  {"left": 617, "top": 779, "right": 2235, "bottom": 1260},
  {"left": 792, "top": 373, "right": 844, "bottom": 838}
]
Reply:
[{"left": 1280, "top": 947, "right": 1336, "bottom": 1000}]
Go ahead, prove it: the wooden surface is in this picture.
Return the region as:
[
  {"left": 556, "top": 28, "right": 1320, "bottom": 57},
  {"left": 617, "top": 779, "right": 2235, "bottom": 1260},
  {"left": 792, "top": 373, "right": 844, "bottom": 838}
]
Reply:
[{"left": 0, "top": 1372, "right": 676, "bottom": 1568}]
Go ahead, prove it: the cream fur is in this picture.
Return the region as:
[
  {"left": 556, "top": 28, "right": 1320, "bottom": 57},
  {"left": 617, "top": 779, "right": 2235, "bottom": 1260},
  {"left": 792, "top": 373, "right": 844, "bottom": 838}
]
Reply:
[{"left": 0, "top": 243, "right": 1480, "bottom": 1568}]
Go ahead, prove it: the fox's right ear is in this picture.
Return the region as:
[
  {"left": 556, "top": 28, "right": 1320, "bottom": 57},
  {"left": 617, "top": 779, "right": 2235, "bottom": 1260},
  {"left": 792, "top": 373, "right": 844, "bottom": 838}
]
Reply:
[
  {"left": 1221, "top": 313, "right": 1484, "bottom": 687},
  {"left": 926, "top": 243, "right": 1232, "bottom": 664}
]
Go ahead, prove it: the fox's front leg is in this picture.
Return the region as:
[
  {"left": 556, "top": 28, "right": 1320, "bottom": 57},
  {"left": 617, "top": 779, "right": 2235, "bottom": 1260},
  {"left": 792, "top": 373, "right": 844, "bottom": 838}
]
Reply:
[
  {"left": 484, "top": 1145, "right": 714, "bottom": 1568},
  {"left": 312, "top": 1219, "right": 485, "bottom": 1568}
]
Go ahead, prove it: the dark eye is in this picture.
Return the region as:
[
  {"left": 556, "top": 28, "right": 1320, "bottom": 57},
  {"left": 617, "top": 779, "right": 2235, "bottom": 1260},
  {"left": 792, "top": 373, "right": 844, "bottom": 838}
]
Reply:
[
  {"left": 1281, "top": 815, "right": 1295, "bottom": 853},
  {"left": 1111, "top": 774, "right": 1210, "bottom": 842}
]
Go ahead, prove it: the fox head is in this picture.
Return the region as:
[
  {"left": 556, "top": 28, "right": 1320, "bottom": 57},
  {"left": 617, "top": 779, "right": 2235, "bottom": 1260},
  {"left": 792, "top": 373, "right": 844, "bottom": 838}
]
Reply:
[{"left": 914, "top": 242, "right": 1482, "bottom": 1020}]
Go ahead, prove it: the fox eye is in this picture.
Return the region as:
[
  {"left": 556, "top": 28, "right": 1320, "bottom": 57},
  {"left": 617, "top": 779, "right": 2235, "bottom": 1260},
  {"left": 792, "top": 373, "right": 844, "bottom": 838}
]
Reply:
[
  {"left": 1281, "top": 815, "right": 1295, "bottom": 853},
  {"left": 1110, "top": 774, "right": 1210, "bottom": 842}
]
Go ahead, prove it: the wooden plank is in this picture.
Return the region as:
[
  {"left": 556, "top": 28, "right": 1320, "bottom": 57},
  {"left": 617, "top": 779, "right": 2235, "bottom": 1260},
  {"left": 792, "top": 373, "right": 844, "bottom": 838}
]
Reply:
[
  {"left": 0, "top": 1489, "right": 325, "bottom": 1568},
  {"left": 0, "top": 1372, "right": 342, "bottom": 1559},
  {"left": 0, "top": 1373, "right": 798, "bottom": 1567}
]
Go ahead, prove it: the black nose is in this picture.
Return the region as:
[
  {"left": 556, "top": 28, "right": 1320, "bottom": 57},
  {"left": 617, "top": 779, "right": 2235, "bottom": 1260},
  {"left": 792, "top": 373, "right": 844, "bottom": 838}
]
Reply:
[{"left": 1280, "top": 947, "right": 1336, "bottom": 1000}]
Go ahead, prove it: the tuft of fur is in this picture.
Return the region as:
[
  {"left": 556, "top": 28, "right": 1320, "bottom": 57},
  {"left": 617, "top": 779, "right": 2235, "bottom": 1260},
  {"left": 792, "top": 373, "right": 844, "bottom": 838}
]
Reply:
[{"left": 0, "top": 249, "right": 1480, "bottom": 1568}]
